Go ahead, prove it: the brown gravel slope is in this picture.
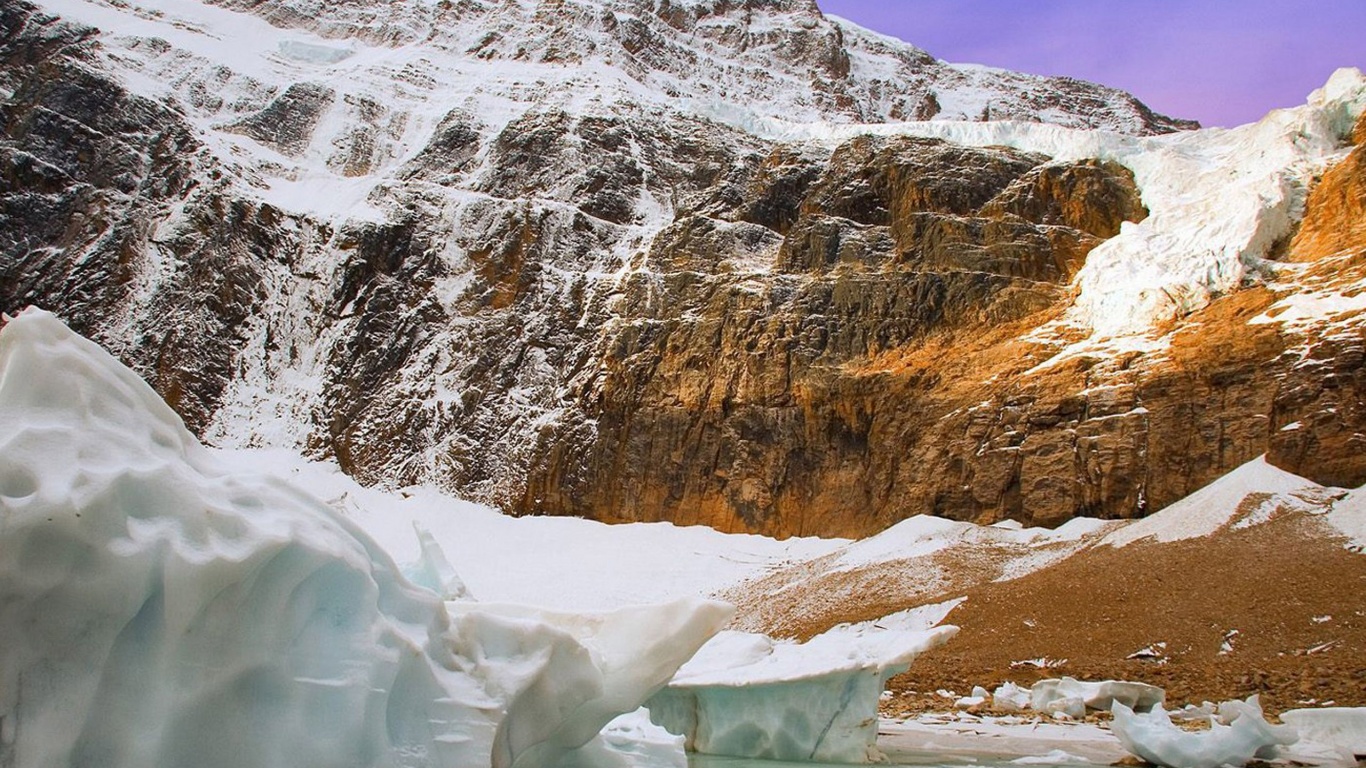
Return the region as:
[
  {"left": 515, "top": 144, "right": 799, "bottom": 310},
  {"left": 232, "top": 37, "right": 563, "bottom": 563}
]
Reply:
[
  {"left": 895, "top": 514, "right": 1366, "bottom": 715},
  {"left": 723, "top": 506, "right": 1366, "bottom": 715}
]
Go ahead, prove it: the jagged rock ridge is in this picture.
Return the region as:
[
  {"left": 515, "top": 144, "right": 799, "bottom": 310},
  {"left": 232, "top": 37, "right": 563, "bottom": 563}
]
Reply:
[{"left": 1, "top": 0, "right": 1363, "bottom": 537}]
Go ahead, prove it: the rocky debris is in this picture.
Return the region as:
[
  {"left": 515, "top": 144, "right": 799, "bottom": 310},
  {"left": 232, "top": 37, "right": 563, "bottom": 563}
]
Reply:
[{"left": 884, "top": 514, "right": 1366, "bottom": 715}]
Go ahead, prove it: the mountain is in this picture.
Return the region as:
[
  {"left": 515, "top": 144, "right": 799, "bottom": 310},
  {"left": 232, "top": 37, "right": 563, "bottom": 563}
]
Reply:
[{"left": 1, "top": 0, "right": 1362, "bottom": 537}]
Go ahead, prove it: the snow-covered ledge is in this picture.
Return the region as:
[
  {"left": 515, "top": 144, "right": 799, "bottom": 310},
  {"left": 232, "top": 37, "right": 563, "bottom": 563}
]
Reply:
[{"left": 645, "top": 603, "right": 959, "bottom": 763}]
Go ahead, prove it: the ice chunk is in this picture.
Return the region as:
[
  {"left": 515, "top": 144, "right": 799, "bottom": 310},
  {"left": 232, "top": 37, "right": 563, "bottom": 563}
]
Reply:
[
  {"left": 0, "top": 309, "right": 731, "bottom": 768},
  {"left": 993, "top": 682, "right": 1032, "bottom": 713},
  {"left": 646, "top": 609, "right": 958, "bottom": 763},
  {"left": 1279, "top": 708, "right": 1366, "bottom": 756},
  {"left": 591, "top": 709, "right": 689, "bottom": 768},
  {"left": 1049, "top": 698, "right": 1087, "bottom": 720},
  {"left": 1110, "top": 697, "right": 1298, "bottom": 768},
  {"left": 1031, "top": 677, "right": 1164, "bottom": 713},
  {"left": 956, "top": 686, "right": 990, "bottom": 709},
  {"left": 405, "top": 521, "right": 474, "bottom": 600}
]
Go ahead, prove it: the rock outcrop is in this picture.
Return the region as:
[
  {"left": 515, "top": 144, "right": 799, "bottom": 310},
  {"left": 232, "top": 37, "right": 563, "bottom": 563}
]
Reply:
[
  {"left": 1265, "top": 113, "right": 1366, "bottom": 487},
  {"left": 518, "top": 138, "right": 1148, "bottom": 534}
]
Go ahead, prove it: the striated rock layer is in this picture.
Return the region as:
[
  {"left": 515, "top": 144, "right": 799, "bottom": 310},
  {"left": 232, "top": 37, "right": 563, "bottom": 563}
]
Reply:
[{"left": 1, "top": 0, "right": 1363, "bottom": 537}]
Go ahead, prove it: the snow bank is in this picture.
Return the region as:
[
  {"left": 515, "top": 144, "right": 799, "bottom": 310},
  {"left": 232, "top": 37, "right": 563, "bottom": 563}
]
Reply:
[
  {"left": 1101, "top": 456, "right": 1329, "bottom": 548},
  {"left": 1110, "top": 697, "right": 1297, "bottom": 768},
  {"left": 0, "top": 308, "right": 731, "bottom": 768},
  {"left": 646, "top": 609, "right": 958, "bottom": 763},
  {"left": 222, "top": 449, "right": 844, "bottom": 613},
  {"left": 832, "top": 515, "right": 1109, "bottom": 572},
  {"left": 1280, "top": 708, "right": 1366, "bottom": 756},
  {"left": 1326, "top": 488, "right": 1366, "bottom": 551}
]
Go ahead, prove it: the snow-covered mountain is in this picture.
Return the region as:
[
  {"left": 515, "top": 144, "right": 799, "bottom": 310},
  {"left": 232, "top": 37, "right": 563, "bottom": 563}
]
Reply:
[{"left": 1, "top": 0, "right": 1363, "bottom": 537}]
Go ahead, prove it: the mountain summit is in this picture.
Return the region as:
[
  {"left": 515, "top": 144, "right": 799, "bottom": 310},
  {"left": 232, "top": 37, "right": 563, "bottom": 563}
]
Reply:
[
  {"left": 2, "top": 0, "right": 1362, "bottom": 537},
  {"left": 201, "top": 0, "right": 1195, "bottom": 133}
]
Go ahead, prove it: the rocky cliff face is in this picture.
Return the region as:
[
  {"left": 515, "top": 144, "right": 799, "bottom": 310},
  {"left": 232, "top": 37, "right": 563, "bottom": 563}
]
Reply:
[
  {"left": 1, "top": 0, "right": 1362, "bottom": 537},
  {"left": 519, "top": 139, "right": 1152, "bottom": 533}
]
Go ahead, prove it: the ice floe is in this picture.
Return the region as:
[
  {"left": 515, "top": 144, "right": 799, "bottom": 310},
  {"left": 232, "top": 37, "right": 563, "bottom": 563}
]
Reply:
[
  {"left": 645, "top": 606, "right": 958, "bottom": 763},
  {"left": 1110, "top": 696, "right": 1298, "bottom": 768}
]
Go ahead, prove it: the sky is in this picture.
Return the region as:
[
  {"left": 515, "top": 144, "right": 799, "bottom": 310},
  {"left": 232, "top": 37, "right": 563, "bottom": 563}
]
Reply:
[{"left": 816, "top": 1, "right": 1366, "bottom": 128}]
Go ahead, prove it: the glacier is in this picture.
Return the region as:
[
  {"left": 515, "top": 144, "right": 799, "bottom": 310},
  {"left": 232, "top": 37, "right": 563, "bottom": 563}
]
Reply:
[
  {"left": 0, "top": 308, "right": 732, "bottom": 768},
  {"left": 782, "top": 67, "right": 1366, "bottom": 340},
  {"left": 645, "top": 605, "right": 958, "bottom": 763}
]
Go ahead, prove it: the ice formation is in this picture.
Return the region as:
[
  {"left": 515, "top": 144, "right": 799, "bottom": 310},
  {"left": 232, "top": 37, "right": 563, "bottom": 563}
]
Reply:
[
  {"left": 645, "top": 607, "right": 958, "bottom": 763},
  {"left": 1279, "top": 708, "right": 1366, "bottom": 756},
  {"left": 992, "top": 682, "right": 1032, "bottom": 713},
  {"left": 0, "top": 309, "right": 732, "bottom": 768},
  {"left": 1031, "top": 677, "right": 1165, "bottom": 716},
  {"left": 955, "top": 687, "right": 990, "bottom": 709},
  {"left": 1110, "top": 696, "right": 1298, "bottom": 768}
]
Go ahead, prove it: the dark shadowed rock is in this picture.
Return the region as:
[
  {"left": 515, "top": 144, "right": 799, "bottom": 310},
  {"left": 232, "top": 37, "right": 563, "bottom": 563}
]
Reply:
[{"left": 224, "top": 82, "right": 336, "bottom": 157}]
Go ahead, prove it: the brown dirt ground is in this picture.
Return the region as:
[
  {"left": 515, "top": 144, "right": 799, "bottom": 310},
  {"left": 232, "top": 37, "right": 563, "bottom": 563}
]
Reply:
[{"left": 727, "top": 513, "right": 1366, "bottom": 717}]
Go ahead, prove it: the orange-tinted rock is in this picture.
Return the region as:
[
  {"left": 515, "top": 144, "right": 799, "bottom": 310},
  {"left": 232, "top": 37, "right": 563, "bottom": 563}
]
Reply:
[
  {"left": 520, "top": 138, "right": 1156, "bottom": 537},
  {"left": 1290, "top": 113, "right": 1366, "bottom": 261},
  {"left": 1262, "top": 113, "right": 1366, "bottom": 488},
  {"left": 521, "top": 126, "right": 1366, "bottom": 537}
]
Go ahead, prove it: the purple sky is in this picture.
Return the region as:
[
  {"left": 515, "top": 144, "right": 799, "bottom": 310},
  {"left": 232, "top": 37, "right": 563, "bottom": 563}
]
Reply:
[{"left": 816, "top": 1, "right": 1366, "bottom": 128}]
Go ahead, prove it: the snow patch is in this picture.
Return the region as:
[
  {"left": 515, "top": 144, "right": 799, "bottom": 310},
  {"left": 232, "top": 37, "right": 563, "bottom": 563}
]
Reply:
[
  {"left": 1325, "top": 487, "right": 1366, "bottom": 550},
  {"left": 1101, "top": 456, "right": 1328, "bottom": 548}
]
